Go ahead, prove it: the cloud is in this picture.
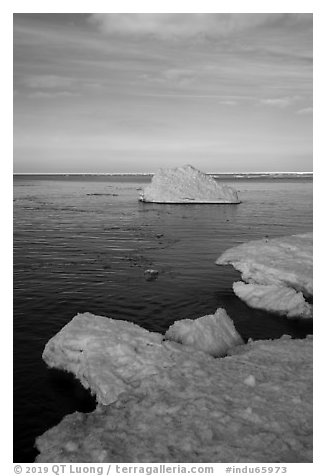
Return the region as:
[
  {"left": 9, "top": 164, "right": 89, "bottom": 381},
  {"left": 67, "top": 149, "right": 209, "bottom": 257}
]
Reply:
[
  {"left": 161, "top": 68, "right": 195, "bottom": 85},
  {"left": 19, "top": 74, "right": 100, "bottom": 97},
  {"left": 260, "top": 97, "right": 298, "bottom": 108},
  {"left": 297, "top": 107, "right": 313, "bottom": 115},
  {"left": 22, "top": 75, "right": 74, "bottom": 89},
  {"left": 13, "top": 13, "right": 312, "bottom": 174},
  {"left": 219, "top": 100, "right": 238, "bottom": 106},
  {"left": 28, "top": 91, "right": 79, "bottom": 99},
  {"left": 89, "top": 13, "right": 307, "bottom": 40},
  {"left": 141, "top": 68, "right": 196, "bottom": 88}
]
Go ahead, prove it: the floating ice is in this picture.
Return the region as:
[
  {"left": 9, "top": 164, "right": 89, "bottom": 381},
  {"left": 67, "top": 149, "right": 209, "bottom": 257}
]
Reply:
[
  {"left": 139, "top": 164, "right": 240, "bottom": 203},
  {"left": 165, "top": 308, "right": 243, "bottom": 356},
  {"left": 37, "top": 312, "right": 312, "bottom": 463},
  {"left": 144, "top": 269, "right": 159, "bottom": 281},
  {"left": 216, "top": 233, "right": 312, "bottom": 319},
  {"left": 233, "top": 281, "right": 312, "bottom": 319}
]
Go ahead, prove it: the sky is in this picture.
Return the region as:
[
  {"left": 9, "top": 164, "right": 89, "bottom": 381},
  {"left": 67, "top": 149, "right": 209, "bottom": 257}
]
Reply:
[{"left": 13, "top": 13, "right": 313, "bottom": 173}]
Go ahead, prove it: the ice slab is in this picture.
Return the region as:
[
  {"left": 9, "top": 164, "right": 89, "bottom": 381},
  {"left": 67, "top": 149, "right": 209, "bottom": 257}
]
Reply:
[
  {"left": 36, "top": 312, "right": 312, "bottom": 463},
  {"left": 233, "top": 281, "right": 312, "bottom": 319},
  {"left": 139, "top": 164, "right": 240, "bottom": 203},
  {"left": 216, "top": 233, "right": 312, "bottom": 318},
  {"left": 42, "top": 312, "right": 228, "bottom": 405},
  {"left": 42, "top": 313, "right": 166, "bottom": 404},
  {"left": 165, "top": 308, "right": 244, "bottom": 356}
]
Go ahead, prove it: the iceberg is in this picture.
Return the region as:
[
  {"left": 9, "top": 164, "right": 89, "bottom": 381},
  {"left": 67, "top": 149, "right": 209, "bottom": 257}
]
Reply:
[
  {"left": 165, "top": 308, "right": 244, "bottom": 357},
  {"left": 36, "top": 312, "right": 312, "bottom": 463},
  {"left": 139, "top": 165, "right": 240, "bottom": 203},
  {"left": 216, "top": 233, "right": 312, "bottom": 319}
]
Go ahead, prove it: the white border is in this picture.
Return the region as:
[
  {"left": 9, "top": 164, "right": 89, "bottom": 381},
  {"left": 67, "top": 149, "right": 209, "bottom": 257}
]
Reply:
[{"left": 4, "top": 2, "right": 322, "bottom": 472}]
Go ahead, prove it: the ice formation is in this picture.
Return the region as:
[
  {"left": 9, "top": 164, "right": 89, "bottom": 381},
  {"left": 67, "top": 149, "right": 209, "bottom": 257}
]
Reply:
[
  {"left": 165, "top": 308, "right": 243, "bottom": 356},
  {"left": 233, "top": 282, "right": 312, "bottom": 319},
  {"left": 216, "top": 233, "right": 313, "bottom": 318},
  {"left": 42, "top": 311, "right": 242, "bottom": 403},
  {"left": 42, "top": 313, "right": 165, "bottom": 404},
  {"left": 139, "top": 165, "right": 240, "bottom": 203},
  {"left": 37, "top": 312, "right": 312, "bottom": 463}
]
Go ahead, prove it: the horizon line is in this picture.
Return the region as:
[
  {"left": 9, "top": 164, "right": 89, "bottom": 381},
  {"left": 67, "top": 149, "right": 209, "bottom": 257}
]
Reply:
[{"left": 13, "top": 171, "right": 313, "bottom": 175}]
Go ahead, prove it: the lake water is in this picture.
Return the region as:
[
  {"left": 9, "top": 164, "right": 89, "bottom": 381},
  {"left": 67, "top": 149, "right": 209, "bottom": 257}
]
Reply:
[{"left": 13, "top": 174, "right": 313, "bottom": 462}]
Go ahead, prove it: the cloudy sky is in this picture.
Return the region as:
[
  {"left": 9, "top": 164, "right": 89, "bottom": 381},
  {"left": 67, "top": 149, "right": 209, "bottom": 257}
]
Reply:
[{"left": 13, "top": 13, "right": 313, "bottom": 173}]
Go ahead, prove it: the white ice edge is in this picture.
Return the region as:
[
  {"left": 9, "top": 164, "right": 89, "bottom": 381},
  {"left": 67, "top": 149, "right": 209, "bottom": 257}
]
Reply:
[{"left": 216, "top": 233, "right": 313, "bottom": 319}]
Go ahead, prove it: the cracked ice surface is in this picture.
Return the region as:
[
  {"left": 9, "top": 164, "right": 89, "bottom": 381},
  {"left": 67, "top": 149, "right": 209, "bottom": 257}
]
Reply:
[
  {"left": 216, "top": 233, "right": 313, "bottom": 318},
  {"left": 37, "top": 313, "right": 312, "bottom": 463},
  {"left": 165, "top": 308, "right": 244, "bottom": 356},
  {"left": 139, "top": 165, "right": 240, "bottom": 203}
]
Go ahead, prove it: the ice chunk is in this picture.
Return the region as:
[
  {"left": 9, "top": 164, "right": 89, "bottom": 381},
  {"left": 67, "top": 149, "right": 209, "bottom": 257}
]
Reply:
[
  {"left": 36, "top": 314, "right": 312, "bottom": 463},
  {"left": 42, "top": 311, "right": 242, "bottom": 403},
  {"left": 42, "top": 312, "right": 168, "bottom": 404},
  {"left": 233, "top": 281, "right": 312, "bottom": 319},
  {"left": 144, "top": 269, "right": 159, "bottom": 281},
  {"left": 216, "top": 233, "right": 312, "bottom": 318},
  {"left": 165, "top": 308, "right": 243, "bottom": 356},
  {"left": 139, "top": 164, "right": 240, "bottom": 203}
]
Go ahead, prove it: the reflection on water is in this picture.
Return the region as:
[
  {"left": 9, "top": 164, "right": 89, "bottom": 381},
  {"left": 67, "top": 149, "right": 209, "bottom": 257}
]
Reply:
[{"left": 13, "top": 175, "right": 313, "bottom": 462}]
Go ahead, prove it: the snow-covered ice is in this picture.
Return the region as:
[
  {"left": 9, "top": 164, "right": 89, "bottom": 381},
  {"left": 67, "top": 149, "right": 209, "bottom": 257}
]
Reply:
[
  {"left": 42, "top": 311, "right": 242, "bottom": 403},
  {"left": 37, "top": 312, "right": 312, "bottom": 463},
  {"left": 42, "top": 313, "right": 166, "bottom": 404},
  {"left": 233, "top": 282, "right": 312, "bottom": 319},
  {"left": 139, "top": 165, "right": 240, "bottom": 203},
  {"left": 165, "top": 308, "right": 243, "bottom": 356},
  {"left": 216, "top": 233, "right": 312, "bottom": 318}
]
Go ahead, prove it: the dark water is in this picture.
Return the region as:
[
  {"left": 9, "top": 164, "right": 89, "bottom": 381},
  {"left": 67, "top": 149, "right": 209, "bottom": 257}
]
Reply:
[{"left": 13, "top": 175, "right": 313, "bottom": 462}]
